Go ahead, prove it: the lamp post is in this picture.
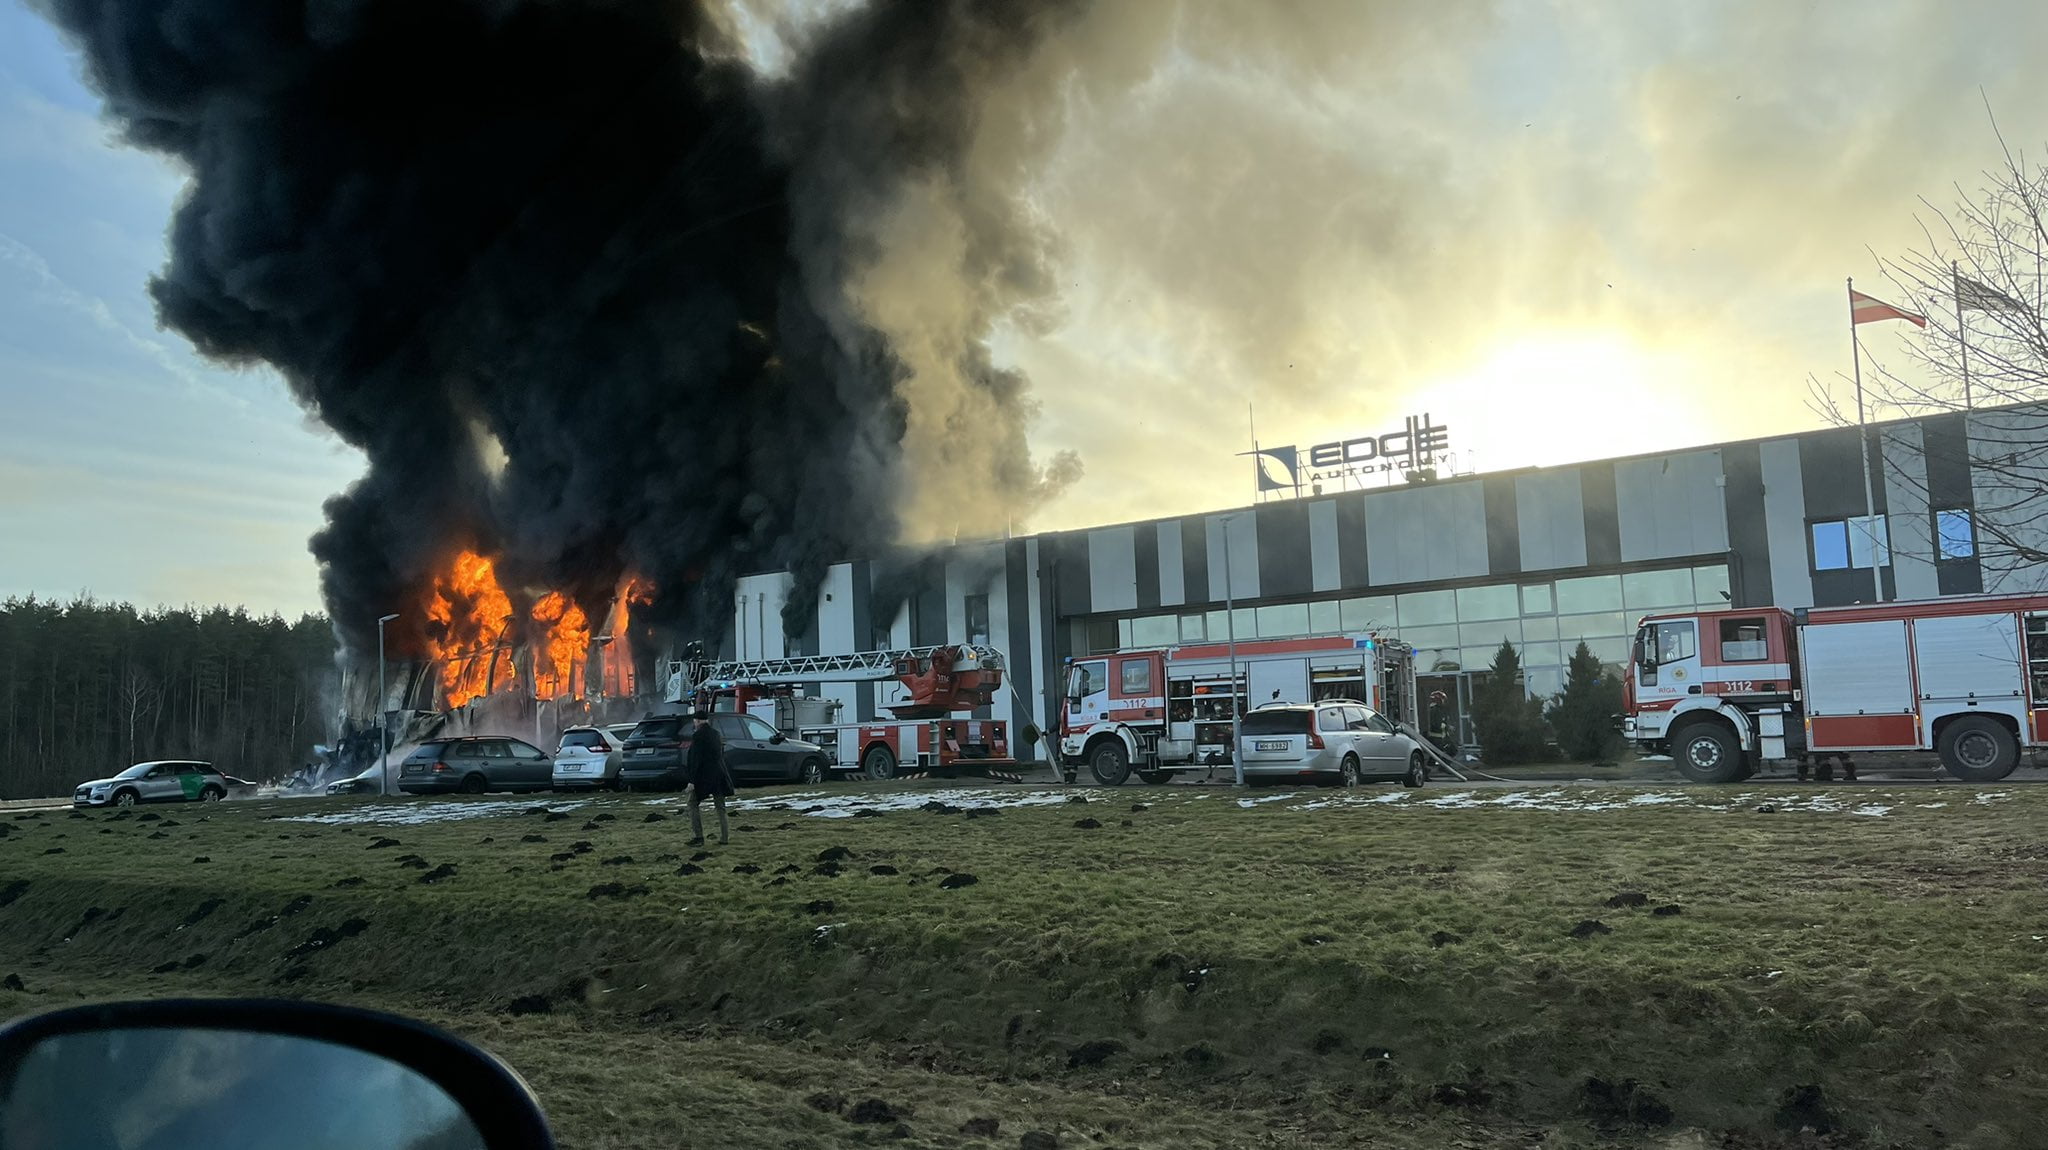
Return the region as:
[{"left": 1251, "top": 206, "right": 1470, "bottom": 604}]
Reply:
[
  {"left": 1219, "top": 513, "right": 1245, "bottom": 787},
  {"left": 376, "top": 613, "right": 399, "bottom": 796}
]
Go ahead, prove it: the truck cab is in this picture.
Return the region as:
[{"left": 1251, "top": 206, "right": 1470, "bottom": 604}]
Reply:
[{"left": 1624, "top": 606, "right": 1800, "bottom": 782}]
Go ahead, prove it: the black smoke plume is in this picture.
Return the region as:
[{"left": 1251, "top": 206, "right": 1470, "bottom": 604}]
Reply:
[{"left": 35, "top": 0, "right": 1082, "bottom": 667}]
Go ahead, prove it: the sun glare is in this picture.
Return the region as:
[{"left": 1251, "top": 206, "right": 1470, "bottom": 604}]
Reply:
[{"left": 1406, "top": 333, "right": 1706, "bottom": 474}]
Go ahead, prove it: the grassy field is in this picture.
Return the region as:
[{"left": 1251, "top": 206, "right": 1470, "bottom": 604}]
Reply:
[{"left": 4, "top": 780, "right": 2045, "bottom": 1149}]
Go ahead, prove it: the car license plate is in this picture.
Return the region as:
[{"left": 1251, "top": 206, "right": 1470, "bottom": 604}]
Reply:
[
  {"left": 1256, "top": 740, "right": 1288, "bottom": 751},
  {"left": 634, "top": 748, "right": 654, "bottom": 755}
]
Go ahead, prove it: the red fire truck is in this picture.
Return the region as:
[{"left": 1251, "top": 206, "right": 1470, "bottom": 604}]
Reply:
[
  {"left": 1057, "top": 634, "right": 1422, "bottom": 785},
  {"left": 1623, "top": 592, "right": 2048, "bottom": 783},
  {"left": 667, "top": 645, "right": 1022, "bottom": 781}
]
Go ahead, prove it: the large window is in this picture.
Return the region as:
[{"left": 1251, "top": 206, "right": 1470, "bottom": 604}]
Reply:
[
  {"left": 1554, "top": 574, "right": 1622, "bottom": 615},
  {"left": 1455, "top": 584, "right": 1520, "bottom": 621},
  {"left": 1398, "top": 589, "right": 1458, "bottom": 626},
  {"left": 1812, "top": 515, "right": 1889, "bottom": 571},
  {"left": 1256, "top": 602, "right": 1310, "bottom": 639},
  {"left": 1937, "top": 509, "right": 1976, "bottom": 560},
  {"left": 1622, "top": 568, "right": 1694, "bottom": 611},
  {"left": 965, "top": 595, "right": 990, "bottom": 645},
  {"left": 1339, "top": 596, "right": 1396, "bottom": 631},
  {"left": 1129, "top": 615, "right": 1178, "bottom": 647}
]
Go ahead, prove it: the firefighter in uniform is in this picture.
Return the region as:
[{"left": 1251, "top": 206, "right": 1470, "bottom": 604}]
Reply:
[{"left": 1425, "top": 690, "right": 1455, "bottom": 759}]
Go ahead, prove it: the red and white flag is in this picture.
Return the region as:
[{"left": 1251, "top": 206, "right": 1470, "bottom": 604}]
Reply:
[{"left": 1850, "top": 288, "right": 1927, "bottom": 327}]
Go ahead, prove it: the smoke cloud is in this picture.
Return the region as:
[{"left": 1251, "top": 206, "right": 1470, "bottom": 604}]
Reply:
[{"left": 35, "top": 0, "right": 1084, "bottom": 663}]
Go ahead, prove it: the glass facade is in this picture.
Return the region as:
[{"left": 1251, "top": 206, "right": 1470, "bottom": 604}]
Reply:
[{"left": 1083, "top": 562, "right": 1733, "bottom": 688}]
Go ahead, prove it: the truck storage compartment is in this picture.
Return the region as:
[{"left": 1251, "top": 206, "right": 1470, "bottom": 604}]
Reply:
[{"left": 1802, "top": 619, "right": 1918, "bottom": 750}]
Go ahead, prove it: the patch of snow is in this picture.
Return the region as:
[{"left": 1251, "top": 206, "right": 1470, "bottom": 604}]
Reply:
[
  {"left": 276, "top": 799, "right": 590, "bottom": 826},
  {"left": 1917, "top": 802, "right": 1949, "bottom": 809},
  {"left": 1973, "top": 792, "right": 2013, "bottom": 805},
  {"left": 1626, "top": 793, "right": 1686, "bottom": 805},
  {"left": 1235, "top": 793, "right": 1302, "bottom": 808},
  {"left": 729, "top": 788, "right": 1080, "bottom": 819}
]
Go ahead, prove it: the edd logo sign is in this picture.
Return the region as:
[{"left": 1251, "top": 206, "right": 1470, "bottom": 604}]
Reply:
[{"left": 1245, "top": 414, "right": 1450, "bottom": 493}]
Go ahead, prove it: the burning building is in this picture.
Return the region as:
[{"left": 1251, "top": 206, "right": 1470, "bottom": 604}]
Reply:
[{"left": 43, "top": 0, "right": 1087, "bottom": 754}]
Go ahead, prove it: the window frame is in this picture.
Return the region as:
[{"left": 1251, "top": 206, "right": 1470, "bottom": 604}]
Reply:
[
  {"left": 1809, "top": 519, "right": 1851, "bottom": 571},
  {"left": 1119, "top": 659, "right": 1153, "bottom": 696},
  {"left": 1717, "top": 617, "right": 1771, "bottom": 663},
  {"left": 1934, "top": 508, "right": 1976, "bottom": 562}
]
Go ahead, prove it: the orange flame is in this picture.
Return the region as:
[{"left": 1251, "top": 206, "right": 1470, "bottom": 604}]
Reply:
[
  {"left": 424, "top": 550, "right": 516, "bottom": 709},
  {"left": 530, "top": 591, "right": 589, "bottom": 701},
  {"left": 595, "top": 575, "right": 653, "bottom": 695}
]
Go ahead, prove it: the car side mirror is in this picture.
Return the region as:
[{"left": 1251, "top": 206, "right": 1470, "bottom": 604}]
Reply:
[
  {"left": 0, "top": 998, "right": 554, "bottom": 1148},
  {"left": 770, "top": 732, "right": 786, "bottom": 744}
]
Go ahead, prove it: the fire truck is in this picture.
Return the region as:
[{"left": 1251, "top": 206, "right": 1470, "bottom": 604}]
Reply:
[
  {"left": 1058, "top": 633, "right": 1426, "bottom": 785},
  {"left": 665, "top": 644, "right": 1023, "bottom": 781},
  {"left": 1623, "top": 592, "right": 2048, "bottom": 783}
]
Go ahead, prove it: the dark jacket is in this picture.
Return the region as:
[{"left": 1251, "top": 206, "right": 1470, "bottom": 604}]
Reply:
[{"left": 685, "top": 720, "right": 733, "bottom": 796}]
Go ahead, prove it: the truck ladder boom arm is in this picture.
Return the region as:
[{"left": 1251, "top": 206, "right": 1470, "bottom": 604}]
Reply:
[{"left": 664, "top": 645, "right": 1006, "bottom": 699}]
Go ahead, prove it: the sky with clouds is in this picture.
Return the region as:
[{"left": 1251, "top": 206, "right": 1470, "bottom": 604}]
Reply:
[{"left": 3, "top": 0, "right": 2045, "bottom": 617}]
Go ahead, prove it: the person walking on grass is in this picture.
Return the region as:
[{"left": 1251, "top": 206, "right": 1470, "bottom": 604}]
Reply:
[{"left": 685, "top": 710, "right": 733, "bottom": 846}]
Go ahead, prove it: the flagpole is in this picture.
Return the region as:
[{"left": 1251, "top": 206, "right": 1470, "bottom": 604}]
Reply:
[
  {"left": 1953, "top": 260, "right": 1972, "bottom": 410},
  {"left": 1848, "top": 276, "right": 1885, "bottom": 602}
]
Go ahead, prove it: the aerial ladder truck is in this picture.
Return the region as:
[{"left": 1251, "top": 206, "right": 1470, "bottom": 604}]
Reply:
[{"left": 665, "top": 644, "right": 1025, "bottom": 781}]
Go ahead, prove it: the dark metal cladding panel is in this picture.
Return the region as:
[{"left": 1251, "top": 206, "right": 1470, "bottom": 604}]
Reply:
[
  {"left": 1180, "top": 514, "right": 1210, "bottom": 604},
  {"left": 1482, "top": 474, "right": 1520, "bottom": 577},
  {"left": 1719, "top": 441, "right": 1774, "bottom": 607},
  {"left": 1134, "top": 524, "right": 1161, "bottom": 610},
  {"left": 1580, "top": 462, "right": 1621, "bottom": 567},
  {"left": 1255, "top": 501, "right": 1312, "bottom": 599},
  {"left": 1335, "top": 494, "right": 1371, "bottom": 588}
]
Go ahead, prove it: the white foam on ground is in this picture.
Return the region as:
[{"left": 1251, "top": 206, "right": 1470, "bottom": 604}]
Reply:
[
  {"left": 277, "top": 798, "right": 590, "bottom": 826},
  {"left": 732, "top": 788, "right": 1081, "bottom": 819}
]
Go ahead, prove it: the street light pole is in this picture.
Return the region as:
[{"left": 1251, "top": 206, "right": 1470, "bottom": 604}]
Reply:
[
  {"left": 376, "top": 613, "right": 399, "bottom": 796},
  {"left": 1221, "top": 514, "right": 1244, "bottom": 787}
]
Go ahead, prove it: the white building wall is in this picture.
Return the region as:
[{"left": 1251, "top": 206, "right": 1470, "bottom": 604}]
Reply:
[
  {"left": 1515, "top": 470, "right": 1587, "bottom": 571},
  {"left": 1881, "top": 424, "right": 1940, "bottom": 602},
  {"left": 1156, "top": 520, "right": 1186, "bottom": 606},
  {"left": 1363, "top": 480, "right": 1487, "bottom": 585},
  {"left": 1087, "top": 526, "right": 1138, "bottom": 612},
  {"left": 1968, "top": 410, "right": 2048, "bottom": 592},
  {"left": 1615, "top": 449, "right": 1728, "bottom": 561},
  {"left": 1759, "top": 438, "right": 1813, "bottom": 608},
  {"left": 1205, "top": 511, "right": 1261, "bottom": 600},
  {"left": 1308, "top": 499, "right": 1341, "bottom": 592}
]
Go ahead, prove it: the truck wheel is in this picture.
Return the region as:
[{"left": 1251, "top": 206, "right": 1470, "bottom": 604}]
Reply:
[
  {"left": 1939, "top": 715, "right": 2019, "bottom": 782},
  {"left": 1089, "top": 740, "right": 1131, "bottom": 786},
  {"left": 1137, "top": 770, "right": 1172, "bottom": 785},
  {"left": 862, "top": 744, "right": 897, "bottom": 781},
  {"left": 1339, "top": 754, "right": 1362, "bottom": 787},
  {"left": 1671, "top": 722, "right": 1745, "bottom": 784},
  {"left": 1403, "top": 752, "right": 1428, "bottom": 788}
]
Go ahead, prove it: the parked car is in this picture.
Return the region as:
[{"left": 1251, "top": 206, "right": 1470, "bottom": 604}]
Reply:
[
  {"left": 325, "top": 767, "right": 384, "bottom": 796},
  {"left": 73, "top": 761, "right": 230, "bottom": 808},
  {"left": 551, "top": 723, "right": 638, "bottom": 791},
  {"left": 1234, "top": 700, "right": 1429, "bottom": 787},
  {"left": 618, "top": 713, "right": 832, "bottom": 791},
  {"left": 396, "top": 736, "right": 554, "bottom": 795},
  {"left": 715, "top": 712, "right": 831, "bottom": 785},
  {"left": 617, "top": 715, "right": 691, "bottom": 791}
]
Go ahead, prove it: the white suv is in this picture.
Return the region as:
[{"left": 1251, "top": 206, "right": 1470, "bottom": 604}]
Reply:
[
  {"left": 1235, "top": 700, "right": 1428, "bottom": 787},
  {"left": 551, "top": 724, "right": 638, "bottom": 791}
]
